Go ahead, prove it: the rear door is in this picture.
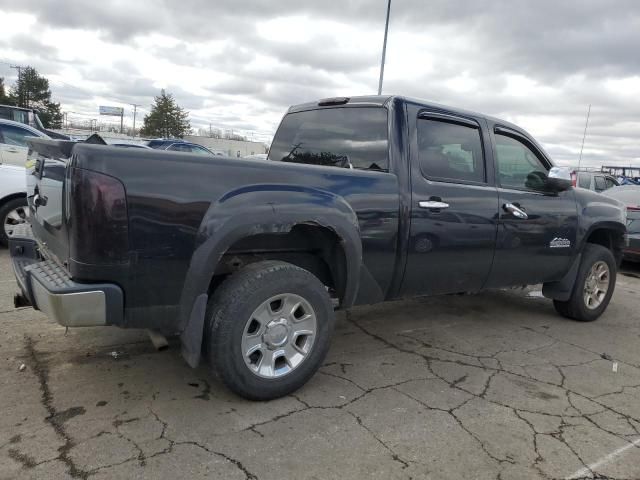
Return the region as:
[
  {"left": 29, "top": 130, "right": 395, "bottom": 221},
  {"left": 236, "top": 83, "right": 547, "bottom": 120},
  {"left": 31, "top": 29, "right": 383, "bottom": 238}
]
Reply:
[
  {"left": 400, "top": 107, "right": 499, "bottom": 296},
  {"left": 484, "top": 125, "right": 578, "bottom": 287}
]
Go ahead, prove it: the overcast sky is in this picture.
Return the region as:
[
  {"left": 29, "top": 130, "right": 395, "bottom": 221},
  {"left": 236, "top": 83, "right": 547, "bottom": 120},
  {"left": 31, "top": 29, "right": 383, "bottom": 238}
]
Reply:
[{"left": 0, "top": 0, "right": 639, "bottom": 167}]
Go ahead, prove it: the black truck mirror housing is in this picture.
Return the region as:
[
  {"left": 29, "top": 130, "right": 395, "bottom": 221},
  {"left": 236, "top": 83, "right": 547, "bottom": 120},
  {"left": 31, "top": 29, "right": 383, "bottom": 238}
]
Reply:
[{"left": 546, "top": 166, "right": 573, "bottom": 193}]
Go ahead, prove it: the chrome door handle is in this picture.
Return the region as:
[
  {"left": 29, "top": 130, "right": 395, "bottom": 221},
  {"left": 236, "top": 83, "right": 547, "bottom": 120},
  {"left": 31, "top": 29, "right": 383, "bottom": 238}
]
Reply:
[
  {"left": 419, "top": 201, "right": 450, "bottom": 209},
  {"left": 504, "top": 202, "right": 528, "bottom": 219}
]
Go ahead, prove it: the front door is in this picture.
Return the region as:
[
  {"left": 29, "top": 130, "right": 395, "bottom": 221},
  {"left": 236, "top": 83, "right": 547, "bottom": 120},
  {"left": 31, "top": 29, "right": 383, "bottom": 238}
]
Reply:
[
  {"left": 400, "top": 108, "right": 499, "bottom": 297},
  {"left": 484, "top": 125, "right": 578, "bottom": 288},
  {"left": 0, "top": 123, "right": 35, "bottom": 166}
]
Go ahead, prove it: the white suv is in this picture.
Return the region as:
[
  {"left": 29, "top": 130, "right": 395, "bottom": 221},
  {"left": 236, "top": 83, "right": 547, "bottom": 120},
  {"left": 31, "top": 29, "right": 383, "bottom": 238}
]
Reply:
[{"left": 0, "top": 119, "right": 48, "bottom": 245}]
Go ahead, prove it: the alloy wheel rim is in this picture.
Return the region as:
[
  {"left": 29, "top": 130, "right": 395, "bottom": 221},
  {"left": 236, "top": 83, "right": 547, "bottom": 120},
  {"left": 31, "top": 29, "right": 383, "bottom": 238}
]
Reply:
[
  {"left": 241, "top": 293, "right": 317, "bottom": 378},
  {"left": 4, "top": 205, "right": 29, "bottom": 237},
  {"left": 583, "top": 261, "right": 610, "bottom": 310}
]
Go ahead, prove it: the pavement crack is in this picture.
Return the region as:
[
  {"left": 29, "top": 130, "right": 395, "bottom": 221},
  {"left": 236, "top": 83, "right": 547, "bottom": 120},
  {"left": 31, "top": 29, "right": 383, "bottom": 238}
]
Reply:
[
  {"left": 24, "top": 335, "right": 90, "bottom": 479},
  {"left": 346, "top": 411, "right": 410, "bottom": 470},
  {"left": 174, "top": 441, "right": 259, "bottom": 480}
]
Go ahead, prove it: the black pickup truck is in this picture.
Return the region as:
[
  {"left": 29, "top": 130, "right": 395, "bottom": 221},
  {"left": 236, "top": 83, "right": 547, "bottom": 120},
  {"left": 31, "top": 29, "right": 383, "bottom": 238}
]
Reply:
[{"left": 10, "top": 95, "right": 627, "bottom": 400}]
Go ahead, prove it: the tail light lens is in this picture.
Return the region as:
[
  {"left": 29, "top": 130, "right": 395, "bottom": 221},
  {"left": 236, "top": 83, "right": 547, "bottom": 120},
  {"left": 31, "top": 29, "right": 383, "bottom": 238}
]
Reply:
[
  {"left": 570, "top": 171, "right": 577, "bottom": 187},
  {"left": 69, "top": 168, "right": 129, "bottom": 264}
]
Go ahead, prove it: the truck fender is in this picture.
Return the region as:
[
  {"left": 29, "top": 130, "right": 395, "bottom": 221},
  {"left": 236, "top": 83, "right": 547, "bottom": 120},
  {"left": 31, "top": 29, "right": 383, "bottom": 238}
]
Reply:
[
  {"left": 543, "top": 219, "right": 626, "bottom": 302},
  {"left": 179, "top": 185, "right": 362, "bottom": 367}
]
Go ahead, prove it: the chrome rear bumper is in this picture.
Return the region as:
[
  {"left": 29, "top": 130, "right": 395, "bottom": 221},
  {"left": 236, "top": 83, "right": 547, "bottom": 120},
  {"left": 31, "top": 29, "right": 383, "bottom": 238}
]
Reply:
[{"left": 9, "top": 228, "right": 123, "bottom": 327}]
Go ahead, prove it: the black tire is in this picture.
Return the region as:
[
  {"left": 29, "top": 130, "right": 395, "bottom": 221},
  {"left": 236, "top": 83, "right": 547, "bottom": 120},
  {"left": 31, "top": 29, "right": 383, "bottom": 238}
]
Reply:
[
  {"left": 0, "top": 197, "right": 28, "bottom": 247},
  {"left": 553, "top": 244, "right": 616, "bottom": 322},
  {"left": 205, "top": 260, "right": 335, "bottom": 400}
]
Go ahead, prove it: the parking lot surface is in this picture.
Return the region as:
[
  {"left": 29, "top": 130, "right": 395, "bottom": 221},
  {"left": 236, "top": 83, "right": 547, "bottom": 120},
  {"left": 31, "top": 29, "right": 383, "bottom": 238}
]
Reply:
[{"left": 1, "top": 249, "right": 639, "bottom": 480}]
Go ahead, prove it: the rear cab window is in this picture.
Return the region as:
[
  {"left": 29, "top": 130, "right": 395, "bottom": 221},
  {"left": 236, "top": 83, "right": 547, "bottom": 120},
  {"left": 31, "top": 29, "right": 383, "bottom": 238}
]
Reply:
[{"left": 268, "top": 107, "right": 389, "bottom": 172}]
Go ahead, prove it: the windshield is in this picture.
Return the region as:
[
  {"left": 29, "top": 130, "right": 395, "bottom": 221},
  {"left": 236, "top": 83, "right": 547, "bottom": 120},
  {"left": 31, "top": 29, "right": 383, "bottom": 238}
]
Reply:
[{"left": 268, "top": 107, "right": 389, "bottom": 171}]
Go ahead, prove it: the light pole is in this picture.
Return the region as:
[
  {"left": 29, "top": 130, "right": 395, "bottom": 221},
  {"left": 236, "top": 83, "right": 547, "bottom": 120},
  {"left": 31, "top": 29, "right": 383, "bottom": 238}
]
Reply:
[
  {"left": 131, "top": 104, "right": 140, "bottom": 137},
  {"left": 578, "top": 104, "right": 591, "bottom": 171},
  {"left": 377, "top": 0, "right": 392, "bottom": 95}
]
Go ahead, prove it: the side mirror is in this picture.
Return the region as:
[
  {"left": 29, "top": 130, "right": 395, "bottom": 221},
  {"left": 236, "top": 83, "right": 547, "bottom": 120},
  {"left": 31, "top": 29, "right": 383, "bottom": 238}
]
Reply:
[{"left": 545, "top": 167, "right": 573, "bottom": 193}]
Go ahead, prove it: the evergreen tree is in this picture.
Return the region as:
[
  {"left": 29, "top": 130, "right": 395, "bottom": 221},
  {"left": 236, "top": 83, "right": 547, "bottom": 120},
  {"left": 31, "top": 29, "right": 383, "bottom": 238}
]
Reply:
[
  {"left": 8, "top": 67, "right": 63, "bottom": 128},
  {"left": 0, "top": 77, "right": 11, "bottom": 104},
  {"left": 139, "top": 90, "right": 191, "bottom": 138}
]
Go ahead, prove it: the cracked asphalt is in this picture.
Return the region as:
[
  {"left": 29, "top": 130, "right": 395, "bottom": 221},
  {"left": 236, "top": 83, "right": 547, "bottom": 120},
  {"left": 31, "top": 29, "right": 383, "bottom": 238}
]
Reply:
[{"left": 1, "top": 249, "right": 640, "bottom": 480}]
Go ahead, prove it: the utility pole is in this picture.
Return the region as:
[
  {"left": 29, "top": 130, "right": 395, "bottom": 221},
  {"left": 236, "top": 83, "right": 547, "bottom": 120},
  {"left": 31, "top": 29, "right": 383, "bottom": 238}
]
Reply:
[
  {"left": 131, "top": 104, "right": 140, "bottom": 137},
  {"left": 578, "top": 104, "right": 591, "bottom": 171},
  {"left": 377, "top": 0, "right": 392, "bottom": 95},
  {"left": 10, "top": 65, "right": 22, "bottom": 106}
]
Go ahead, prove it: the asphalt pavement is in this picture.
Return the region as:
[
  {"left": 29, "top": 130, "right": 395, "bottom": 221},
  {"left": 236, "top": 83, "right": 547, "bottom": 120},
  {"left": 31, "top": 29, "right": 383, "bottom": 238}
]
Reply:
[{"left": 1, "top": 249, "right": 639, "bottom": 480}]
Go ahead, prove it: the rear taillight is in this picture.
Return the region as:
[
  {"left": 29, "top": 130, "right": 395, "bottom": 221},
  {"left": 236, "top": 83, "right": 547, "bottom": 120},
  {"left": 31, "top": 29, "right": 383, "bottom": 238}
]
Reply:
[
  {"left": 69, "top": 168, "right": 129, "bottom": 264},
  {"left": 570, "top": 171, "right": 577, "bottom": 187}
]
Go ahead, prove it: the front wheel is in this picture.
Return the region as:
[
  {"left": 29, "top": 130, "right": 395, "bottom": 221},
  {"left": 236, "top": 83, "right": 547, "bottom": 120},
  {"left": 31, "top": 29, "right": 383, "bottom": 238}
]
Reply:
[
  {"left": 553, "top": 244, "right": 616, "bottom": 322},
  {"left": 205, "top": 261, "right": 335, "bottom": 400}
]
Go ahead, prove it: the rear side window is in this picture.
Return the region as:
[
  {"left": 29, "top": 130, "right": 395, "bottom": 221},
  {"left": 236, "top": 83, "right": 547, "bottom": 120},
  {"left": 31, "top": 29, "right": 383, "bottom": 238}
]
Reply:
[
  {"left": 594, "top": 176, "right": 606, "bottom": 192},
  {"left": 417, "top": 119, "right": 485, "bottom": 183},
  {"left": 191, "top": 145, "right": 213, "bottom": 156},
  {"left": 268, "top": 107, "right": 388, "bottom": 171},
  {"left": 578, "top": 173, "right": 592, "bottom": 189}
]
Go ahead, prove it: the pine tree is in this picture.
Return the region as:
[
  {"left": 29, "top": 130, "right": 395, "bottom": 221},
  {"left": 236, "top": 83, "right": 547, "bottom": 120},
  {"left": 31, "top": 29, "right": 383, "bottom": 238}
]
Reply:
[
  {"left": 0, "top": 77, "right": 10, "bottom": 104},
  {"left": 8, "top": 67, "right": 63, "bottom": 128},
  {"left": 139, "top": 90, "right": 191, "bottom": 138}
]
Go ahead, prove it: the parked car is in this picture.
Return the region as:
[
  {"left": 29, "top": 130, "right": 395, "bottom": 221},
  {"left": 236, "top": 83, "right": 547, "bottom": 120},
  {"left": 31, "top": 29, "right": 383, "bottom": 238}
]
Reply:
[
  {"left": 572, "top": 170, "right": 619, "bottom": 192},
  {"left": 604, "top": 185, "right": 640, "bottom": 262},
  {"left": 0, "top": 104, "right": 69, "bottom": 140},
  {"left": 111, "top": 143, "right": 152, "bottom": 149},
  {"left": 146, "top": 139, "right": 220, "bottom": 156},
  {"left": 0, "top": 119, "right": 48, "bottom": 245},
  {"left": 10, "top": 95, "right": 627, "bottom": 400}
]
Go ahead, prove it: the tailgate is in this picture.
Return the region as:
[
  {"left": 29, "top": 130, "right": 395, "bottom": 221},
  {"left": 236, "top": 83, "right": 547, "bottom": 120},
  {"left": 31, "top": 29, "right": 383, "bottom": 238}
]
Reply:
[{"left": 26, "top": 138, "right": 75, "bottom": 265}]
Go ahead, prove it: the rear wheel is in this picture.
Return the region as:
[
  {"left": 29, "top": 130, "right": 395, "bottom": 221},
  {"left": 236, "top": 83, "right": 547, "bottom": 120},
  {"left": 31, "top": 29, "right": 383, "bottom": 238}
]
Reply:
[
  {"left": 553, "top": 244, "right": 616, "bottom": 322},
  {"left": 0, "top": 197, "right": 29, "bottom": 247},
  {"left": 205, "top": 261, "right": 335, "bottom": 400}
]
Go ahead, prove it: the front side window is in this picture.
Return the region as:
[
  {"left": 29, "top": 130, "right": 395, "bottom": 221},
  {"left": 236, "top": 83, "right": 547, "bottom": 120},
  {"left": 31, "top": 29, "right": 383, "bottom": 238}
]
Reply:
[
  {"left": 495, "top": 134, "right": 548, "bottom": 190},
  {"left": 605, "top": 177, "right": 617, "bottom": 189},
  {"left": 417, "top": 119, "right": 485, "bottom": 183},
  {"left": 0, "top": 124, "right": 37, "bottom": 147},
  {"left": 268, "top": 107, "right": 389, "bottom": 171}
]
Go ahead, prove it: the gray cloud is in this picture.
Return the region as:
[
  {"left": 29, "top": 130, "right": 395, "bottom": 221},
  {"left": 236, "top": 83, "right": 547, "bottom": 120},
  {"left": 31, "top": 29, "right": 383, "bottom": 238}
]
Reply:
[{"left": 0, "top": 0, "right": 639, "bottom": 165}]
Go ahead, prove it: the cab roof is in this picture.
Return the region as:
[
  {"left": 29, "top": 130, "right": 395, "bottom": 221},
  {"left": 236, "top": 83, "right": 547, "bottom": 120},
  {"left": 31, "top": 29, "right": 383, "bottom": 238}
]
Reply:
[{"left": 288, "top": 94, "right": 521, "bottom": 131}]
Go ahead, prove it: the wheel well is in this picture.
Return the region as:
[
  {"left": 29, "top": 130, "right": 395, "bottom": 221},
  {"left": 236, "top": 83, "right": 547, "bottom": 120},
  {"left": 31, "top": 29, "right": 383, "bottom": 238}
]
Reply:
[
  {"left": 209, "top": 224, "right": 348, "bottom": 304},
  {"left": 585, "top": 228, "right": 625, "bottom": 262},
  {"left": 0, "top": 193, "right": 27, "bottom": 208}
]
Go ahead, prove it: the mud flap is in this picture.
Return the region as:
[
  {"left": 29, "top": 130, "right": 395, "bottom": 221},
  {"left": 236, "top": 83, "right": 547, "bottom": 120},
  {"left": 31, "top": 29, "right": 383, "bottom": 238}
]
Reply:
[
  {"left": 180, "top": 293, "right": 208, "bottom": 368},
  {"left": 542, "top": 253, "right": 581, "bottom": 301}
]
